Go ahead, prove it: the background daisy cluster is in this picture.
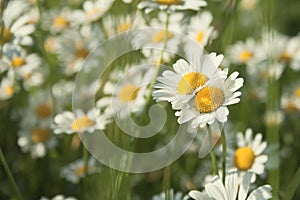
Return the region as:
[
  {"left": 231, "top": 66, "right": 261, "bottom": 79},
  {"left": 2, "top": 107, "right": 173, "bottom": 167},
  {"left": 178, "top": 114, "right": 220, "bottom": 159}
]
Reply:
[{"left": 0, "top": 0, "right": 300, "bottom": 199}]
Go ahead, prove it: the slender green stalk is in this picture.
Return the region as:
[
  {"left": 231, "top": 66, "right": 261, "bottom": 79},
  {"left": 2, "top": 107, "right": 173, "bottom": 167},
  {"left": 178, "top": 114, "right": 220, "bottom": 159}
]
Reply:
[
  {"left": 0, "top": 147, "right": 22, "bottom": 200},
  {"left": 208, "top": 125, "right": 219, "bottom": 176},
  {"left": 221, "top": 128, "right": 227, "bottom": 185},
  {"left": 83, "top": 145, "right": 89, "bottom": 176},
  {"left": 163, "top": 166, "right": 171, "bottom": 200},
  {"left": 284, "top": 167, "right": 300, "bottom": 200}
]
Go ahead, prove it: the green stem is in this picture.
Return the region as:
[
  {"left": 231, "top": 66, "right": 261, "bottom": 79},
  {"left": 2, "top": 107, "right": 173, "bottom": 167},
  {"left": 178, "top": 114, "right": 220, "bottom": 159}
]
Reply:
[
  {"left": 0, "top": 146, "right": 22, "bottom": 200},
  {"left": 210, "top": 150, "right": 219, "bottom": 176},
  {"left": 83, "top": 145, "right": 89, "bottom": 176},
  {"left": 221, "top": 128, "right": 227, "bottom": 185},
  {"left": 163, "top": 166, "right": 171, "bottom": 200},
  {"left": 284, "top": 167, "right": 300, "bottom": 200}
]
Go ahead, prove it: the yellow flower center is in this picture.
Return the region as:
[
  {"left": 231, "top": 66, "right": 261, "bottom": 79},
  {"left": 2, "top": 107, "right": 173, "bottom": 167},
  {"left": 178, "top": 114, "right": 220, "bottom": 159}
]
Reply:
[
  {"left": 119, "top": 84, "right": 140, "bottom": 102},
  {"left": 72, "top": 116, "right": 95, "bottom": 132},
  {"left": 75, "top": 48, "right": 90, "bottom": 59},
  {"left": 31, "top": 128, "right": 51, "bottom": 143},
  {"left": 284, "top": 102, "right": 298, "bottom": 112},
  {"left": 234, "top": 147, "right": 255, "bottom": 171},
  {"left": 156, "top": 0, "right": 182, "bottom": 5},
  {"left": 5, "top": 86, "right": 14, "bottom": 96},
  {"left": 195, "top": 86, "right": 225, "bottom": 113},
  {"left": 12, "top": 57, "right": 26, "bottom": 67},
  {"left": 118, "top": 22, "right": 132, "bottom": 33},
  {"left": 86, "top": 7, "right": 101, "bottom": 18},
  {"left": 279, "top": 52, "right": 292, "bottom": 62},
  {"left": 0, "top": 27, "right": 12, "bottom": 44},
  {"left": 152, "top": 30, "right": 174, "bottom": 43},
  {"left": 35, "top": 104, "right": 52, "bottom": 118},
  {"left": 239, "top": 50, "right": 253, "bottom": 62},
  {"left": 177, "top": 72, "right": 208, "bottom": 95},
  {"left": 196, "top": 31, "right": 204, "bottom": 43},
  {"left": 53, "top": 16, "right": 69, "bottom": 29},
  {"left": 294, "top": 88, "right": 300, "bottom": 97},
  {"left": 75, "top": 166, "right": 91, "bottom": 176}
]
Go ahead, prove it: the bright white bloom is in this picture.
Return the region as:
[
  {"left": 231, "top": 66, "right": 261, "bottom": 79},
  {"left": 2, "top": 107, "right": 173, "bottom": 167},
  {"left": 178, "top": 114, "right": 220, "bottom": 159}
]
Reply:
[
  {"left": 40, "top": 195, "right": 77, "bottom": 200},
  {"left": 138, "top": 0, "right": 207, "bottom": 14},
  {"left": 227, "top": 38, "right": 257, "bottom": 65},
  {"left": 97, "top": 66, "right": 156, "bottom": 118},
  {"left": 74, "top": 0, "right": 113, "bottom": 24},
  {"left": 153, "top": 53, "right": 224, "bottom": 108},
  {"left": 52, "top": 108, "right": 110, "bottom": 134},
  {"left": 187, "top": 11, "right": 217, "bottom": 47},
  {"left": 60, "top": 158, "right": 99, "bottom": 184},
  {"left": 0, "top": 71, "right": 18, "bottom": 100},
  {"left": 189, "top": 169, "right": 272, "bottom": 200},
  {"left": 227, "top": 129, "right": 268, "bottom": 182},
  {"left": 1, "top": 0, "right": 37, "bottom": 46},
  {"left": 42, "top": 8, "right": 75, "bottom": 33}
]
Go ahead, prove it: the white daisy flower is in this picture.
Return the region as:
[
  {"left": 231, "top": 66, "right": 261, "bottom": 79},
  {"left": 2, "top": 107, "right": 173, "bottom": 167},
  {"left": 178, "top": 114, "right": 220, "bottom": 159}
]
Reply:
[
  {"left": 226, "top": 38, "right": 257, "bottom": 65},
  {"left": 60, "top": 158, "right": 99, "bottom": 184},
  {"left": 153, "top": 53, "right": 224, "bottom": 108},
  {"left": 96, "top": 66, "right": 156, "bottom": 119},
  {"left": 227, "top": 129, "right": 268, "bottom": 182},
  {"left": 1, "top": 0, "right": 37, "bottom": 46},
  {"left": 187, "top": 11, "right": 217, "bottom": 47},
  {"left": 74, "top": 0, "right": 113, "bottom": 24},
  {"left": 281, "top": 83, "right": 300, "bottom": 112},
  {"left": 138, "top": 0, "right": 207, "bottom": 14},
  {"left": 189, "top": 169, "right": 272, "bottom": 200},
  {"left": 264, "top": 110, "right": 284, "bottom": 127},
  {"left": 40, "top": 195, "right": 77, "bottom": 200},
  {"left": 0, "top": 71, "right": 18, "bottom": 100},
  {"left": 44, "top": 36, "right": 61, "bottom": 54},
  {"left": 1, "top": 43, "right": 42, "bottom": 80},
  {"left": 133, "top": 12, "right": 184, "bottom": 61},
  {"left": 52, "top": 108, "right": 111, "bottom": 134}
]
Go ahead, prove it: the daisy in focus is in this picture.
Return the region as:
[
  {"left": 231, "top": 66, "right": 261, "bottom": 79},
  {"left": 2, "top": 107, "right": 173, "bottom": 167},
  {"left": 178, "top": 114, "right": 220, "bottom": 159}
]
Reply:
[
  {"left": 188, "top": 169, "right": 272, "bottom": 200},
  {"left": 96, "top": 66, "right": 156, "bottom": 119},
  {"left": 52, "top": 108, "right": 111, "bottom": 134},
  {"left": 60, "top": 158, "right": 99, "bottom": 184},
  {"left": 227, "top": 129, "right": 268, "bottom": 182},
  {"left": 138, "top": 0, "right": 207, "bottom": 14}
]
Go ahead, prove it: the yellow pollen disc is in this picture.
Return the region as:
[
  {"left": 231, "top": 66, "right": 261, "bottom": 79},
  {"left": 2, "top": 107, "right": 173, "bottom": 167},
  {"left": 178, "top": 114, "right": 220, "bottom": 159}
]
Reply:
[
  {"left": 31, "top": 128, "right": 51, "bottom": 143},
  {"left": 152, "top": 30, "right": 174, "bottom": 43},
  {"left": 196, "top": 31, "right": 204, "bottom": 43},
  {"left": 5, "top": 86, "right": 14, "bottom": 96},
  {"left": 12, "top": 57, "right": 26, "bottom": 67},
  {"left": 75, "top": 166, "right": 91, "bottom": 176},
  {"left": 75, "top": 48, "right": 89, "bottom": 59},
  {"left": 284, "top": 103, "right": 298, "bottom": 112},
  {"left": 177, "top": 72, "right": 208, "bottom": 95},
  {"left": 0, "top": 27, "right": 12, "bottom": 44},
  {"left": 118, "top": 22, "right": 132, "bottom": 33},
  {"left": 294, "top": 88, "right": 300, "bottom": 97},
  {"left": 72, "top": 116, "right": 95, "bottom": 131},
  {"left": 86, "top": 7, "right": 101, "bottom": 17},
  {"left": 156, "top": 0, "right": 182, "bottom": 5},
  {"left": 195, "top": 86, "right": 225, "bottom": 113},
  {"left": 35, "top": 104, "right": 52, "bottom": 118},
  {"left": 53, "top": 16, "right": 69, "bottom": 29},
  {"left": 234, "top": 147, "right": 255, "bottom": 170},
  {"left": 239, "top": 50, "right": 253, "bottom": 62},
  {"left": 279, "top": 52, "right": 292, "bottom": 62},
  {"left": 119, "top": 84, "right": 140, "bottom": 102}
]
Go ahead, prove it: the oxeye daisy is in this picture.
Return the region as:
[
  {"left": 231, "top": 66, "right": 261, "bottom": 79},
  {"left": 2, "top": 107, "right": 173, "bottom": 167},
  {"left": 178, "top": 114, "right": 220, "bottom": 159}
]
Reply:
[
  {"left": 0, "top": 71, "right": 18, "bottom": 100},
  {"left": 96, "top": 66, "right": 155, "bottom": 119},
  {"left": 52, "top": 108, "right": 110, "bottom": 134},
  {"left": 138, "top": 0, "right": 207, "bottom": 14},
  {"left": 74, "top": 0, "right": 113, "bottom": 24},
  {"left": 153, "top": 53, "right": 224, "bottom": 109},
  {"left": 281, "top": 83, "right": 300, "bottom": 112},
  {"left": 187, "top": 11, "right": 217, "bottom": 47},
  {"left": 175, "top": 69, "right": 243, "bottom": 128},
  {"left": 227, "top": 129, "right": 268, "bottom": 182},
  {"left": 1, "top": 0, "right": 37, "bottom": 46},
  {"left": 227, "top": 38, "right": 257, "bottom": 65},
  {"left": 189, "top": 169, "right": 272, "bottom": 200},
  {"left": 42, "top": 8, "right": 74, "bottom": 33},
  {"left": 60, "top": 158, "right": 99, "bottom": 184}
]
